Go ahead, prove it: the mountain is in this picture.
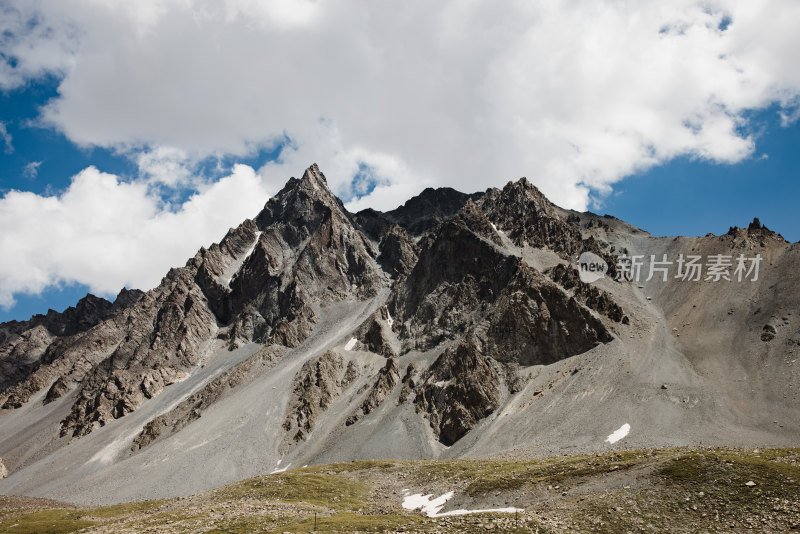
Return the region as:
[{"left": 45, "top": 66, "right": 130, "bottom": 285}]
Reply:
[{"left": 0, "top": 164, "right": 797, "bottom": 506}]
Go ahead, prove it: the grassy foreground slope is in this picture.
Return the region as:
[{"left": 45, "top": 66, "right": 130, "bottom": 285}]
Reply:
[{"left": 1, "top": 447, "right": 798, "bottom": 533}]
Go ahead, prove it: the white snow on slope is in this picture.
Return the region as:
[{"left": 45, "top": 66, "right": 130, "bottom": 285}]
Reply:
[
  {"left": 491, "top": 222, "right": 505, "bottom": 235},
  {"left": 218, "top": 231, "right": 262, "bottom": 287},
  {"left": 606, "top": 423, "right": 631, "bottom": 444},
  {"left": 402, "top": 491, "right": 523, "bottom": 517},
  {"left": 270, "top": 463, "right": 290, "bottom": 474}
]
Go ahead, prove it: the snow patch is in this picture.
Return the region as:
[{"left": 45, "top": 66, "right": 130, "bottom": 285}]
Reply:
[
  {"left": 605, "top": 423, "right": 630, "bottom": 444},
  {"left": 385, "top": 309, "right": 394, "bottom": 328},
  {"left": 402, "top": 491, "right": 454, "bottom": 516},
  {"left": 218, "top": 231, "right": 262, "bottom": 287},
  {"left": 271, "top": 463, "right": 290, "bottom": 474},
  {"left": 402, "top": 491, "right": 522, "bottom": 517},
  {"left": 344, "top": 338, "right": 357, "bottom": 351}
]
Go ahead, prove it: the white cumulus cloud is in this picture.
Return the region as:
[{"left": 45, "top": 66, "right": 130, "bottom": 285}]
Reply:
[
  {"left": 0, "top": 164, "right": 274, "bottom": 308},
  {"left": 0, "top": 1, "right": 797, "bottom": 207}
]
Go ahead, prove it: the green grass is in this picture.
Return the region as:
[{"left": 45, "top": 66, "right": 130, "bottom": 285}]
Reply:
[
  {"left": 0, "top": 509, "right": 96, "bottom": 534},
  {"left": 303, "top": 459, "right": 403, "bottom": 474},
  {"left": 568, "top": 448, "right": 800, "bottom": 533},
  {"left": 658, "top": 449, "right": 800, "bottom": 503},
  {"left": 267, "top": 512, "right": 427, "bottom": 533},
  {"left": 2, "top": 447, "right": 798, "bottom": 533},
  {"left": 201, "top": 513, "right": 280, "bottom": 533},
  {"left": 412, "top": 450, "right": 655, "bottom": 496},
  {"left": 214, "top": 471, "right": 368, "bottom": 510},
  {"left": 87, "top": 498, "right": 167, "bottom": 518}
]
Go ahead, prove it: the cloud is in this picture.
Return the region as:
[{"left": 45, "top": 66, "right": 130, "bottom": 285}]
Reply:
[
  {"left": 0, "top": 164, "right": 274, "bottom": 308},
  {"left": 1, "top": 0, "right": 800, "bottom": 305},
  {"left": 0, "top": 122, "right": 12, "bottom": 154},
  {"left": 135, "top": 146, "right": 193, "bottom": 188},
  {"left": 0, "top": 2, "right": 79, "bottom": 90},
  {"left": 2, "top": 0, "right": 794, "bottom": 210},
  {"left": 23, "top": 161, "right": 42, "bottom": 179}
]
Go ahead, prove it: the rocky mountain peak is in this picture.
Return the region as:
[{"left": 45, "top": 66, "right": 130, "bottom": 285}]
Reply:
[
  {"left": 476, "top": 177, "right": 584, "bottom": 255},
  {"left": 354, "top": 186, "right": 483, "bottom": 239},
  {"left": 255, "top": 163, "right": 346, "bottom": 230},
  {"left": 454, "top": 198, "right": 504, "bottom": 246},
  {"left": 495, "top": 176, "right": 554, "bottom": 215},
  {"left": 297, "top": 163, "right": 332, "bottom": 196},
  {"left": 726, "top": 216, "right": 788, "bottom": 244},
  {"left": 113, "top": 288, "right": 145, "bottom": 310}
]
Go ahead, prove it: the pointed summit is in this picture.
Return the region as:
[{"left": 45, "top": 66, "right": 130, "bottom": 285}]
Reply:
[
  {"left": 256, "top": 163, "right": 346, "bottom": 229},
  {"left": 301, "top": 162, "right": 327, "bottom": 184},
  {"left": 496, "top": 176, "right": 555, "bottom": 215},
  {"left": 477, "top": 177, "right": 582, "bottom": 255},
  {"left": 291, "top": 162, "right": 337, "bottom": 201}
]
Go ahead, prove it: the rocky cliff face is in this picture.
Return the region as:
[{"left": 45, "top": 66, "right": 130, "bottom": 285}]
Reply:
[
  {"left": 0, "top": 290, "right": 143, "bottom": 410},
  {"left": 376, "top": 225, "right": 419, "bottom": 279},
  {"left": 388, "top": 207, "right": 519, "bottom": 352},
  {"left": 353, "top": 186, "right": 481, "bottom": 240},
  {"left": 477, "top": 178, "right": 583, "bottom": 254},
  {"left": 283, "top": 350, "right": 361, "bottom": 443},
  {"left": 414, "top": 336, "right": 500, "bottom": 445},
  {"left": 345, "top": 357, "right": 400, "bottom": 426}
]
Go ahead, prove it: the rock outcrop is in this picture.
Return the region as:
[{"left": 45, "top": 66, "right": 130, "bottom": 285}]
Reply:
[
  {"left": 387, "top": 199, "right": 616, "bottom": 362},
  {"left": 354, "top": 305, "right": 398, "bottom": 358},
  {"left": 0, "top": 290, "right": 143, "bottom": 410},
  {"left": 345, "top": 357, "right": 400, "bottom": 426},
  {"left": 397, "top": 362, "right": 417, "bottom": 404},
  {"left": 377, "top": 225, "right": 420, "bottom": 279},
  {"left": 388, "top": 207, "right": 520, "bottom": 352},
  {"left": 725, "top": 217, "right": 789, "bottom": 247},
  {"left": 59, "top": 267, "right": 220, "bottom": 437},
  {"left": 283, "top": 351, "right": 360, "bottom": 443},
  {"left": 477, "top": 178, "right": 585, "bottom": 255},
  {"left": 546, "top": 263, "right": 626, "bottom": 323},
  {"left": 414, "top": 336, "right": 499, "bottom": 445},
  {"left": 353, "top": 186, "right": 481, "bottom": 240},
  {"left": 485, "top": 263, "right": 612, "bottom": 366}
]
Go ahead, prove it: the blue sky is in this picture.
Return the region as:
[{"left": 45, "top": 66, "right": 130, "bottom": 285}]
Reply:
[
  {"left": 602, "top": 107, "right": 800, "bottom": 241},
  {"left": 1, "top": 1, "right": 799, "bottom": 322}
]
